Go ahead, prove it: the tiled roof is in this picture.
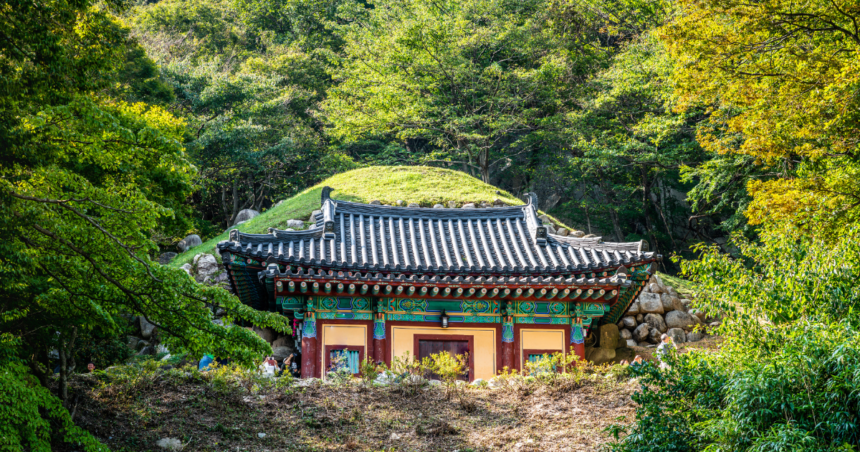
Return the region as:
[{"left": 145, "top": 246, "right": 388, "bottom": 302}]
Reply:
[{"left": 218, "top": 188, "right": 655, "bottom": 274}]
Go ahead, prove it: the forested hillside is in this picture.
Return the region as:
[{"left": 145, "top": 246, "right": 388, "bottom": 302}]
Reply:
[{"left": 2, "top": 0, "right": 860, "bottom": 449}]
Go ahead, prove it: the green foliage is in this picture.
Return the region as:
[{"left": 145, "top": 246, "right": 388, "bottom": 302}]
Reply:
[
  {"left": 0, "top": 340, "right": 108, "bottom": 452},
  {"left": 662, "top": 0, "right": 860, "bottom": 235},
  {"left": 612, "top": 231, "right": 860, "bottom": 451},
  {"left": 326, "top": 0, "right": 604, "bottom": 183}
]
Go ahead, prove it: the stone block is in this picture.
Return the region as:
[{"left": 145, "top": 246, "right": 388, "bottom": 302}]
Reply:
[
  {"left": 687, "top": 331, "right": 705, "bottom": 342},
  {"left": 448, "top": 201, "right": 458, "bottom": 208},
  {"left": 644, "top": 313, "right": 668, "bottom": 333},
  {"left": 661, "top": 293, "right": 675, "bottom": 311},
  {"left": 309, "top": 209, "right": 322, "bottom": 221},
  {"left": 648, "top": 283, "right": 663, "bottom": 294},
  {"left": 639, "top": 293, "right": 665, "bottom": 314},
  {"left": 287, "top": 219, "right": 304, "bottom": 229},
  {"left": 233, "top": 209, "right": 259, "bottom": 225},
  {"left": 195, "top": 254, "right": 220, "bottom": 280},
  {"left": 433, "top": 204, "right": 444, "bottom": 208},
  {"left": 407, "top": 203, "right": 420, "bottom": 207},
  {"left": 626, "top": 339, "right": 638, "bottom": 348},
  {"left": 599, "top": 324, "right": 620, "bottom": 349},
  {"left": 626, "top": 301, "right": 641, "bottom": 315},
  {"left": 589, "top": 347, "right": 616, "bottom": 365},
  {"left": 648, "top": 328, "right": 662, "bottom": 343},
  {"left": 139, "top": 317, "right": 156, "bottom": 339},
  {"left": 667, "top": 327, "right": 686, "bottom": 344},
  {"left": 632, "top": 323, "right": 650, "bottom": 342},
  {"left": 462, "top": 203, "right": 476, "bottom": 208},
  {"left": 665, "top": 311, "right": 695, "bottom": 329},
  {"left": 620, "top": 329, "right": 632, "bottom": 340},
  {"left": 177, "top": 234, "right": 202, "bottom": 252},
  {"left": 622, "top": 316, "right": 637, "bottom": 329}
]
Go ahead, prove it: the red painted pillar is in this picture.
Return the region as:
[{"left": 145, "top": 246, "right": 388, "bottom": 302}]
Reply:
[
  {"left": 301, "top": 315, "right": 317, "bottom": 378},
  {"left": 502, "top": 317, "right": 515, "bottom": 372},
  {"left": 573, "top": 342, "right": 586, "bottom": 363},
  {"left": 373, "top": 314, "right": 386, "bottom": 364}
]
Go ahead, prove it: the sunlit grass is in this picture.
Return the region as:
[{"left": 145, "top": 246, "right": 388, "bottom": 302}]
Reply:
[{"left": 169, "top": 166, "right": 536, "bottom": 267}]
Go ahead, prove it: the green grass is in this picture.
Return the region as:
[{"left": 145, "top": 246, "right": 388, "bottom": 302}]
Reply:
[
  {"left": 656, "top": 271, "right": 695, "bottom": 296},
  {"left": 169, "top": 166, "right": 540, "bottom": 268}
]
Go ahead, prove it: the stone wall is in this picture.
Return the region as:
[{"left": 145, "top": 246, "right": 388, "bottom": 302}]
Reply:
[{"left": 618, "top": 274, "right": 715, "bottom": 347}]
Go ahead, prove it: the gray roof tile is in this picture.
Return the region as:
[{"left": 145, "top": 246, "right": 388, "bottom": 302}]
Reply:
[{"left": 218, "top": 188, "right": 655, "bottom": 274}]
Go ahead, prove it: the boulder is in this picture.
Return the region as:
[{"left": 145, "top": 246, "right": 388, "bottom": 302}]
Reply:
[
  {"left": 480, "top": 201, "right": 490, "bottom": 208},
  {"left": 447, "top": 201, "right": 458, "bottom": 208},
  {"left": 589, "top": 347, "right": 616, "bottom": 365},
  {"left": 626, "top": 301, "right": 641, "bottom": 315},
  {"left": 138, "top": 345, "right": 155, "bottom": 356},
  {"left": 621, "top": 316, "right": 637, "bottom": 329},
  {"left": 571, "top": 230, "right": 586, "bottom": 238},
  {"left": 651, "top": 274, "right": 665, "bottom": 288},
  {"left": 177, "top": 234, "right": 202, "bottom": 252},
  {"left": 636, "top": 313, "right": 644, "bottom": 323},
  {"left": 433, "top": 203, "right": 444, "bottom": 208},
  {"left": 690, "top": 309, "right": 707, "bottom": 321},
  {"left": 626, "top": 339, "right": 638, "bottom": 348},
  {"left": 639, "top": 293, "right": 665, "bottom": 314},
  {"left": 667, "top": 328, "right": 686, "bottom": 344},
  {"left": 671, "top": 296, "right": 685, "bottom": 312},
  {"left": 233, "top": 209, "right": 259, "bottom": 225},
  {"left": 687, "top": 331, "right": 705, "bottom": 342},
  {"left": 135, "top": 339, "right": 149, "bottom": 351},
  {"left": 557, "top": 228, "right": 570, "bottom": 236},
  {"left": 309, "top": 209, "right": 322, "bottom": 221},
  {"left": 253, "top": 326, "right": 277, "bottom": 343},
  {"left": 462, "top": 203, "right": 476, "bottom": 209},
  {"left": 648, "top": 283, "right": 663, "bottom": 294},
  {"left": 272, "top": 336, "right": 292, "bottom": 348},
  {"left": 407, "top": 203, "right": 420, "bottom": 208},
  {"left": 139, "top": 317, "right": 156, "bottom": 339},
  {"left": 538, "top": 214, "right": 552, "bottom": 223},
  {"left": 180, "top": 263, "right": 193, "bottom": 276},
  {"left": 666, "top": 286, "right": 678, "bottom": 296},
  {"left": 493, "top": 198, "right": 506, "bottom": 207},
  {"left": 287, "top": 219, "right": 304, "bottom": 229},
  {"left": 632, "top": 323, "right": 650, "bottom": 342},
  {"left": 272, "top": 346, "right": 294, "bottom": 361},
  {"left": 127, "top": 336, "right": 141, "bottom": 349},
  {"left": 157, "top": 252, "right": 177, "bottom": 265},
  {"left": 709, "top": 321, "right": 722, "bottom": 328},
  {"left": 470, "top": 378, "right": 485, "bottom": 386},
  {"left": 661, "top": 293, "right": 675, "bottom": 312},
  {"left": 648, "top": 328, "right": 662, "bottom": 343},
  {"left": 369, "top": 200, "right": 382, "bottom": 205},
  {"left": 681, "top": 298, "right": 692, "bottom": 307},
  {"left": 546, "top": 224, "right": 556, "bottom": 234},
  {"left": 620, "top": 329, "right": 632, "bottom": 340},
  {"left": 665, "top": 311, "right": 695, "bottom": 330},
  {"left": 395, "top": 200, "right": 405, "bottom": 206},
  {"left": 195, "top": 254, "right": 220, "bottom": 280},
  {"left": 644, "top": 313, "right": 668, "bottom": 333},
  {"left": 599, "top": 324, "right": 620, "bottom": 350}
]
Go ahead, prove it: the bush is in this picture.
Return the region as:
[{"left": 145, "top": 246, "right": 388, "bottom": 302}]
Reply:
[{"left": 611, "top": 231, "right": 860, "bottom": 452}]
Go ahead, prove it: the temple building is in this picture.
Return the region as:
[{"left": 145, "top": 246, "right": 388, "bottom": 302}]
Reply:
[{"left": 218, "top": 188, "right": 658, "bottom": 380}]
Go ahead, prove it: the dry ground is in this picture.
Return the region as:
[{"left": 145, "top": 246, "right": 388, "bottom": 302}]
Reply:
[{"left": 65, "top": 366, "right": 640, "bottom": 452}]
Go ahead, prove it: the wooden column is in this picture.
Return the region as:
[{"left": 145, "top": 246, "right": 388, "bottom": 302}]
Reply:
[
  {"left": 301, "top": 314, "right": 317, "bottom": 378},
  {"left": 373, "top": 313, "right": 386, "bottom": 363},
  {"left": 501, "top": 316, "right": 515, "bottom": 371},
  {"left": 571, "top": 317, "right": 587, "bottom": 364}
]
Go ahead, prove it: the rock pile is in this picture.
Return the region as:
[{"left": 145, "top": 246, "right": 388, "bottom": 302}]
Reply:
[{"left": 618, "top": 274, "right": 713, "bottom": 347}]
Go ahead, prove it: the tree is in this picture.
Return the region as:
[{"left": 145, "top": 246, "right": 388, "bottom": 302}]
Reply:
[
  {"left": 662, "top": 0, "right": 860, "bottom": 235},
  {"left": 325, "top": 0, "right": 601, "bottom": 183},
  {"left": 0, "top": 0, "right": 289, "bottom": 447},
  {"left": 129, "top": 0, "right": 355, "bottom": 229}
]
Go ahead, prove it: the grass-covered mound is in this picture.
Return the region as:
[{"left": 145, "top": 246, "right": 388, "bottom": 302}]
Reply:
[{"left": 171, "top": 166, "right": 528, "bottom": 267}]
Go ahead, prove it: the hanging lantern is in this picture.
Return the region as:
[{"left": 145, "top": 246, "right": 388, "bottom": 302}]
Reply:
[{"left": 440, "top": 310, "right": 449, "bottom": 328}]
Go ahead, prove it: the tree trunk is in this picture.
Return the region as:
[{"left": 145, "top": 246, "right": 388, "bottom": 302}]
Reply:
[
  {"left": 58, "top": 327, "right": 77, "bottom": 404},
  {"left": 478, "top": 149, "right": 490, "bottom": 183},
  {"left": 641, "top": 169, "right": 661, "bottom": 260}
]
